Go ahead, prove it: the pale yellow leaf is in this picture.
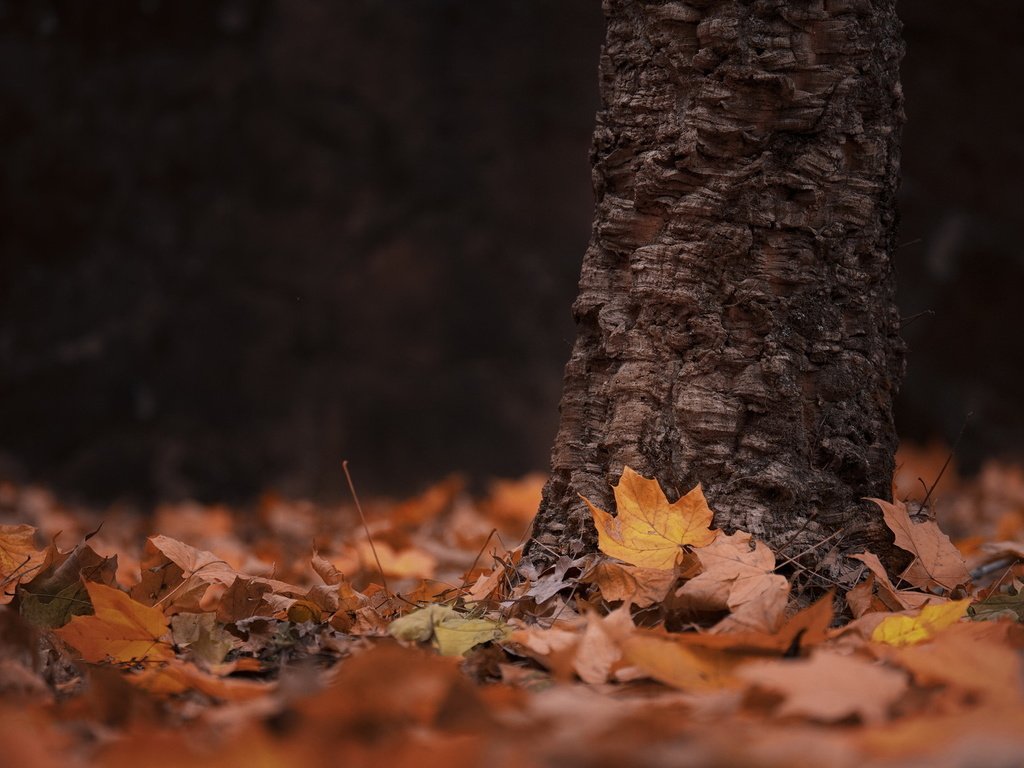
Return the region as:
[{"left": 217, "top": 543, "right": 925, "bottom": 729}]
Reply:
[{"left": 871, "top": 599, "right": 971, "bottom": 647}]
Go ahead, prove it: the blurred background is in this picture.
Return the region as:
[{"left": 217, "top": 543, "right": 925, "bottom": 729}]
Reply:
[{"left": 0, "top": 0, "right": 1021, "bottom": 505}]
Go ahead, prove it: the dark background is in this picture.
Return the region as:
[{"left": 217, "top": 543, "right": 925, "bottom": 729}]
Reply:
[{"left": 1, "top": 0, "right": 1021, "bottom": 504}]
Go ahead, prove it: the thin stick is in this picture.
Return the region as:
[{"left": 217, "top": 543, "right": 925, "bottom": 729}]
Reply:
[
  {"left": 920, "top": 412, "right": 972, "bottom": 511},
  {"left": 900, "top": 309, "right": 934, "bottom": 329},
  {"left": 459, "top": 528, "right": 498, "bottom": 594},
  {"left": 342, "top": 460, "right": 390, "bottom": 596},
  {"left": 774, "top": 511, "right": 818, "bottom": 556}
]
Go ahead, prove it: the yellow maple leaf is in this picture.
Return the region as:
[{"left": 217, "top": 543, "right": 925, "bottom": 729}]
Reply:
[
  {"left": 582, "top": 466, "right": 716, "bottom": 570},
  {"left": 871, "top": 599, "right": 971, "bottom": 647},
  {"left": 55, "top": 581, "right": 173, "bottom": 663}
]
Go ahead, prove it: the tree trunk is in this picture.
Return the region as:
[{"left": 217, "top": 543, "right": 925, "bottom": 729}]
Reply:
[{"left": 528, "top": 0, "right": 905, "bottom": 590}]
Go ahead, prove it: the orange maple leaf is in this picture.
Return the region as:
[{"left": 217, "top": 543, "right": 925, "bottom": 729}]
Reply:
[
  {"left": 55, "top": 581, "right": 173, "bottom": 663},
  {"left": 582, "top": 466, "right": 716, "bottom": 569}
]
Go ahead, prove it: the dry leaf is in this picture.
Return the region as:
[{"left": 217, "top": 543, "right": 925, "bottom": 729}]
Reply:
[
  {"left": 388, "top": 604, "right": 509, "bottom": 656},
  {"left": 357, "top": 540, "right": 437, "bottom": 579},
  {"left": 56, "top": 582, "right": 173, "bottom": 663},
  {"left": 0, "top": 525, "right": 43, "bottom": 603},
  {"left": 882, "top": 623, "right": 1023, "bottom": 705},
  {"left": 676, "top": 531, "right": 790, "bottom": 633},
  {"left": 130, "top": 658, "right": 272, "bottom": 700},
  {"left": 581, "top": 560, "right": 678, "bottom": 608},
  {"left": 17, "top": 538, "right": 118, "bottom": 628},
  {"left": 132, "top": 535, "right": 241, "bottom": 611},
  {"left": 582, "top": 465, "right": 716, "bottom": 570},
  {"left": 848, "top": 552, "right": 935, "bottom": 612},
  {"left": 871, "top": 498, "right": 970, "bottom": 590},
  {"left": 572, "top": 606, "right": 633, "bottom": 684},
  {"left": 465, "top": 567, "right": 505, "bottom": 603},
  {"left": 621, "top": 633, "right": 744, "bottom": 692},
  {"left": 738, "top": 650, "right": 907, "bottom": 724},
  {"left": 508, "top": 622, "right": 581, "bottom": 680},
  {"left": 871, "top": 599, "right": 971, "bottom": 647}
]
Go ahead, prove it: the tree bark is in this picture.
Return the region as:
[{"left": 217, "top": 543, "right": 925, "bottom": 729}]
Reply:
[{"left": 528, "top": 0, "right": 905, "bottom": 589}]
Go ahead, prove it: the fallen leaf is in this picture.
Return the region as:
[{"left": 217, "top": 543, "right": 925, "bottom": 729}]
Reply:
[
  {"left": 0, "top": 525, "right": 44, "bottom": 603},
  {"left": 17, "top": 538, "right": 118, "bottom": 628},
  {"left": 132, "top": 535, "right": 241, "bottom": 611},
  {"left": 582, "top": 465, "right": 716, "bottom": 570},
  {"left": 357, "top": 540, "right": 437, "bottom": 579},
  {"left": 581, "top": 560, "right": 679, "bottom": 608},
  {"left": 388, "top": 604, "right": 509, "bottom": 656},
  {"left": 311, "top": 550, "right": 346, "bottom": 585},
  {"left": 738, "top": 650, "right": 907, "bottom": 724},
  {"left": 56, "top": 582, "right": 173, "bottom": 663},
  {"left": 464, "top": 567, "right": 505, "bottom": 604},
  {"left": 433, "top": 616, "right": 509, "bottom": 657},
  {"left": 969, "top": 589, "right": 1024, "bottom": 622},
  {"left": 676, "top": 531, "right": 789, "bottom": 633},
  {"left": 170, "top": 612, "right": 235, "bottom": 666},
  {"left": 525, "top": 554, "right": 594, "bottom": 604},
  {"left": 871, "top": 498, "right": 970, "bottom": 591},
  {"left": 871, "top": 599, "right": 971, "bottom": 646},
  {"left": 848, "top": 552, "right": 935, "bottom": 612},
  {"left": 881, "top": 622, "right": 1023, "bottom": 705},
  {"left": 621, "top": 633, "right": 744, "bottom": 692},
  {"left": 130, "top": 658, "right": 272, "bottom": 700},
  {"left": 572, "top": 606, "right": 633, "bottom": 684},
  {"left": 215, "top": 577, "right": 273, "bottom": 623}
]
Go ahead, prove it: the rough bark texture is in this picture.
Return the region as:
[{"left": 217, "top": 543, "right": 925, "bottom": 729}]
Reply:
[{"left": 529, "top": 0, "right": 905, "bottom": 587}]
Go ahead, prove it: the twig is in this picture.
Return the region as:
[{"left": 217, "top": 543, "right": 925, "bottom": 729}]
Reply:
[
  {"left": 921, "top": 412, "right": 972, "bottom": 511},
  {"left": 774, "top": 511, "right": 819, "bottom": 557},
  {"left": 900, "top": 309, "right": 934, "bottom": 328},
  {"left": 341, "top": 460, "right": 390, "bottom": 597},
  {"left": 459, "top": 528, "right": 498, "bottom": 594}
]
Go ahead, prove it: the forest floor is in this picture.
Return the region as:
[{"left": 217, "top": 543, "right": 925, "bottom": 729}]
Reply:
[{"left": 2, "top": 444, "right": 1023, "bottom": 767}]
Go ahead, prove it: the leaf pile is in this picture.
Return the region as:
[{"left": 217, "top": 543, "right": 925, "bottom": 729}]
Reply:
[{"left": 2, "top": 453, "right": 1024, "bottom": 768}]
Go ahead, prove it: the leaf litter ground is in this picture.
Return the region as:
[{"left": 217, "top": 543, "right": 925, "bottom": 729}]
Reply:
[{"left": 2, "top": 445, "right": 1024, "bottom": 767}]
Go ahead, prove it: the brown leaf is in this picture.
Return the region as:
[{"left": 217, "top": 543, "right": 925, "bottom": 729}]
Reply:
[
  {"left": 572, "top": 606, "right": 633, "bottom": 684},
  {"left": 311, "top": 550, "right": 346, "bottom": 585},
  {"left": 215, "top": 577, "right": 273, "bottom": 623},
  {"left": 130, "top": 658, "right": 272, "bottom": 700},
  {"left": 620, "top": 633, "right": 745, "bottom": 692},
  {"left": 581, "top": 560, "right": 678, "bottom": 608},
  {"left": 0, "top": 525, "right": 44, "bottom": 604},
  {"left": 132, "top": 535, "right": 240, "bottom": 611},
  {"left": 880, "top": 622, "right": 1023, "bottom": 705},
  {"left": 676, "top": 531, "right": 789, "bottom": 633},
  {"left": 848, "top": 552, "right": 935, "bottom": 612},
  {"left": 871, "top": 498, "right": 970, "bottom": 590},
  {"left": 17, "top": 538, "right": 118, "bottom": 628},
  {"left": 738, "top": 650, "right": 908, "bottom": 724}
]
